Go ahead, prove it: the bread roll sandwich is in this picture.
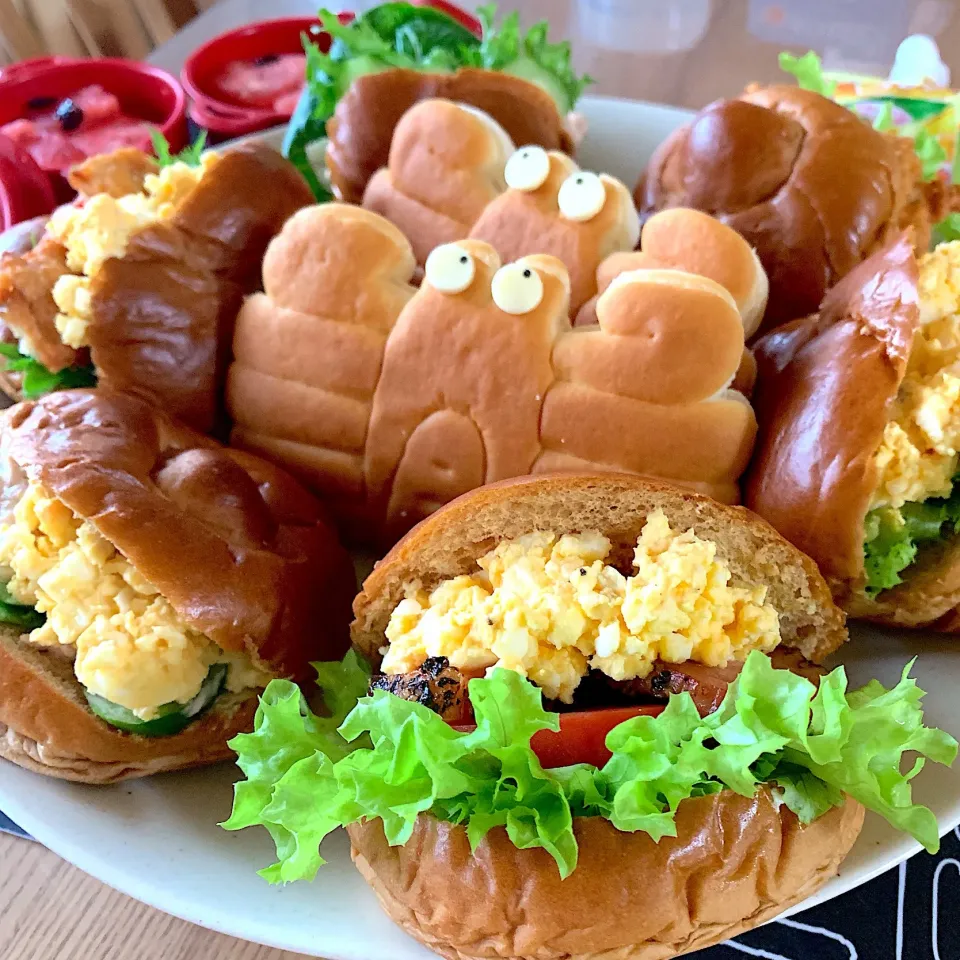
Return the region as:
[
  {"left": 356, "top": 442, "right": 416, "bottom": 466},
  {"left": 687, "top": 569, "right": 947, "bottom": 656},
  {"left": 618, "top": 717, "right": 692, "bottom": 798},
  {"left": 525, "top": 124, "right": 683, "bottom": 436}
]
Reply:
[
  {"left": 0, "top": 389, "right": 354, "bottom": 783},
  {"left": 635, "top": 86, "right": 948, "bottom": 332},
  {"left": 228, "top": 204, "right": 757, "bottom": 544},
  {"left": 0, "top": 143, "right": 313, "bottom": 433},
  {"left": 747, "top": 232, "right": 960, "bottom": 628},
  {"left": 225, "top": 474, "right": 956, "bottom": 960},
  {"left": 286, "top": 4, "right": 585, "bottom": 202}
]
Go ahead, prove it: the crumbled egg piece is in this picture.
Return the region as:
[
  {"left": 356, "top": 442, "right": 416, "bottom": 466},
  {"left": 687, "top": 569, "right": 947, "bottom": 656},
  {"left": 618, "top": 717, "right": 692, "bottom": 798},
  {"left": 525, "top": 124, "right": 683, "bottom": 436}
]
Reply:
[
  {"left": 381, "top": 510, "right": 781, "bottom": 703},
  {"left": 0, "top": 482, "right": 269, "bottom": 719},
  {"left": 48, "top": 153, "right": 219, "bottom": 351},
  {"left": 872, "top": 242, "right": 960, "bottom": 510}
]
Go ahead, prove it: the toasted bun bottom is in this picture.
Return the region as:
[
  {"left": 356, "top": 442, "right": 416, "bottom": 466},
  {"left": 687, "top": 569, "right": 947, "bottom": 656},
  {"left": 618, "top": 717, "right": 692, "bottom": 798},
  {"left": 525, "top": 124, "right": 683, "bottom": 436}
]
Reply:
[
  {"left": 0, "top": 627, "right": 256, "bottom": 783},
  {"left": 348, "top": 789, "right": 865, "bottom": 960}
]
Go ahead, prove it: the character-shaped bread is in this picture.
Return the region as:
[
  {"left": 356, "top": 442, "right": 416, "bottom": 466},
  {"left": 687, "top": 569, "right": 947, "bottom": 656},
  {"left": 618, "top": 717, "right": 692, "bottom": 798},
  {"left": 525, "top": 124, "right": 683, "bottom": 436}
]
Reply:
[
  {"left": 575, "top": 208, "right": 769, "bottom": 394},
  {"left": 364, "top": 241, "right": 570, "bottom": 535},
  {"left": 537, "top": 269, "right": 757, "bottom": 504},
  {"left": 469, "top": 146, "right": 640, "bottom": 315},
  {"left": 226, "top": 205, "right": 417, "bottom": 534},
  {"left": 575, "top": 208, "right": 768, "bottom": 336},
  {"left": 362, "top": 99, "right": 515, "bottom": 265}
]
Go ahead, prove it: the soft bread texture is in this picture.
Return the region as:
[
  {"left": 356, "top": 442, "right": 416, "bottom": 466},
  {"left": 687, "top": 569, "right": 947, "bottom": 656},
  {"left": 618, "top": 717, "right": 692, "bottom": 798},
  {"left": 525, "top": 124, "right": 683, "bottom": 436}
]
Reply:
[
  {"left": 635, "top": 86, "right": 942, "bottom": 332},
  {"left": 227, "top": 204, "right": 418, "bottom": 538},
  {"left": 327, "top": 68, "right": 573, "bottom": 204},
  {"left": 228, "top": 207, "right": 760, "bottom": 542},
  {"left": 469, "top": 151, "right": 640, "bottom": 314},
  {"left": 363, "top": 99, "right": 515, "bottom": 265},
  {"left": 575, "top": 208, "right": 768, "bottom": 338},
  {"left": 348, "top": 790, "right": 864, "bottom": 960},
  {"left": 87, "top": 143, "right": 314, "bottom": 434},
  {"left": 2, "top": 390, "right": 355, "bottom": 679},
  {"left": 0, "top": 626, "right": 257, "bottom": 783},
  {"left": 352, "top": 474, "right": 847, "bottom": 667},
  {"left": 746, "top": 232, "right": 960, "bottom": 628}
]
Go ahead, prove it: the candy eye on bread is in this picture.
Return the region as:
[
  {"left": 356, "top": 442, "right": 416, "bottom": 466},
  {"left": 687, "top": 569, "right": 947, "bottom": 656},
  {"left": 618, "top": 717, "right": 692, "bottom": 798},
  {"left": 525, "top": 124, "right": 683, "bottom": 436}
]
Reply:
[
  {"left": 0, "top": 389, "right": 354, "bottom": 782},
  {"left": 0, "top": 143, "right": 314, "bottom": 433},
  {"left": 746, "top": 232, "right": 960, "bottom": 628},
  {"left": 636, "top": 86, "right": 947, "bottom": 332},
  {"left": 228, "top": 204, "right": 759, "bottom": 542}
]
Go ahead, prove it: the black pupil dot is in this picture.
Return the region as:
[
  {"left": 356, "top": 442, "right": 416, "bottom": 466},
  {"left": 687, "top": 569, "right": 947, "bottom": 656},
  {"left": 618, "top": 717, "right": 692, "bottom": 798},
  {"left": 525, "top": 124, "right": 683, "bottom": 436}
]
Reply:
[
  {"left": 576, "top": 177, "right": 583, "bottom": 184},
  {"left": 459, "top": 256, "right": 468, "bottom": 264},
  {"left": 522, "top": 269, "right": 531, "bottom": 278}
]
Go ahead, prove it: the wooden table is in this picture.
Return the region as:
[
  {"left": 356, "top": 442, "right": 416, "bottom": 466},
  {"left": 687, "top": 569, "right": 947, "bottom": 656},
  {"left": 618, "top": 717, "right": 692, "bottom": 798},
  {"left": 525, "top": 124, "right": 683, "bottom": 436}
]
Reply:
[{"left": 6, "top": 1, "right": 960, "bottom": 958}]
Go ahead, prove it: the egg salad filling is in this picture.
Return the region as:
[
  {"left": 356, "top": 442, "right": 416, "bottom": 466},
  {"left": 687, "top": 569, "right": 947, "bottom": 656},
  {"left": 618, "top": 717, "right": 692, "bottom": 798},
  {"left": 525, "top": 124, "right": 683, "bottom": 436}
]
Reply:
[
  {"left": 381, "top": 510, "right": 781, "bottom": 703},
  {"left": 865, "top": 242, "right": 960, "bottom": 594},
  {"left": 47, "top": 152, "right": 219, "bottom": 351},
  {"left": 0, "top": 482, "right": 269, "bottom": 722}
]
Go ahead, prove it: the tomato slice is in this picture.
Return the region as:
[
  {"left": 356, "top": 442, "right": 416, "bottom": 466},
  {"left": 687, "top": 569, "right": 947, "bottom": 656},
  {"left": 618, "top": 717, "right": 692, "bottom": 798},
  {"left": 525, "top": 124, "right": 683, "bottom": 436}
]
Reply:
[{"left": 454, "top": 704, "right": 664, "bottom": 769}]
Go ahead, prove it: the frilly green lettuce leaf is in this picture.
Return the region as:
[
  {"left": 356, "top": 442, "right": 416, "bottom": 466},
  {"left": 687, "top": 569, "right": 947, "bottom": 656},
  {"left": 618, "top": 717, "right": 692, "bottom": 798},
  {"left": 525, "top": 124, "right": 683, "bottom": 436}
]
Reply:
[
  {"left": 778, "top": 51, "right": 836, "bottom": 98},
  {"left": 0, "top": 343, "right": 96, "bottom": 399},
  {"left": 224, "top": 650, "right": 957, "bottom": 883}
]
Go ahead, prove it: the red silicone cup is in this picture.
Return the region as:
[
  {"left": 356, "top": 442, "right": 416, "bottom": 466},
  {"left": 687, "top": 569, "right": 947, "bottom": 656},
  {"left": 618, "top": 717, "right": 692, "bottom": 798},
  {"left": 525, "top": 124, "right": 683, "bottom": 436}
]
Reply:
[
  {"left": 0, "top": 57, "right": 187, "bottom": 202},
  {"left": 0, "top": 133, "right": 57, "bottom": 231},
  {"left": 182, "top": 2, "right": 482, "bottom": 140}
]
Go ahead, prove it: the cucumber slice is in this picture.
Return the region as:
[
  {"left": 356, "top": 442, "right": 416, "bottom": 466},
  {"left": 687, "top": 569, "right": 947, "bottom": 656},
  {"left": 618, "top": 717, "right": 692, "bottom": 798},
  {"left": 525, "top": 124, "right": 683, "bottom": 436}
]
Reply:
[
  {"left": 500, "top": 57, "right": 570, "bottom": 113},
  {"left": 85, "top": 663, "right": 228, "bottom": 738},
  {"left": 0, "top": 582, "right": 44, "bottom": 631}
]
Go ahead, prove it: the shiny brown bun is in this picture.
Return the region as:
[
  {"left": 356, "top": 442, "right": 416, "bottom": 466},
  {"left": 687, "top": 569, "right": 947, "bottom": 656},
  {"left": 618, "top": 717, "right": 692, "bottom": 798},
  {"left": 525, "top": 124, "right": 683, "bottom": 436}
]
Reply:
[
  {"left": 326, "top": 68, "right": 573, "bottom": 204},
  {"left": 0, "top": 627, "right": 259, "bottom": 783},
  {"left": 0, "top": 144, "right": 314, "bottom": 435},
  {"left": 469, "top": 150, "right": 639, "bottom": 315},
  {"left": 348, "top": 474, "right": 856, "bottom": 959},
  {"left": 229, "top": 205, "right": 761, "bottom": 543},
  {"left": 743, "top": 232, "right": 956, "bottom": 626},
  {"left": 352, "top": 473, "right": 848, "bottom": 667},
  {"left": 635, "top": 86, "right": 941, "bottom": 332},
  {"left": 0, "top": 389, "right": 355, "bottom": 781},
  {"left": 348, "top": 790, "right": 864, "bottom": 960},
  {"left": 363, "top": 99, "right": 515, "bottom": 265}
]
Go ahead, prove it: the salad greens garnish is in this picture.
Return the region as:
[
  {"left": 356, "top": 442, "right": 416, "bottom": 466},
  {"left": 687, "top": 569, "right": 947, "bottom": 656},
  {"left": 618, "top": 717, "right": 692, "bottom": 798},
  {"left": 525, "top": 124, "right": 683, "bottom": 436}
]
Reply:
[
  {"left": 150, "top": 130, "right": 207, "bottom": 169},
  {"left": 778, "top": 51, "right": 836, "bottom": 99},
  {"left": 282, "top": 2, "right": 590, "bottom": 200},
  {"left": 0, "top": 344, "right": 96, "bottom": 399},
  {"left": 0, "top": 582, "right": 44, "bottom": 631},
  {"left": 864, "top": 479, "right": 960, "bottom": 595},
  {"left": 224, "top": 649, "right": 956, "bottom": 881}
]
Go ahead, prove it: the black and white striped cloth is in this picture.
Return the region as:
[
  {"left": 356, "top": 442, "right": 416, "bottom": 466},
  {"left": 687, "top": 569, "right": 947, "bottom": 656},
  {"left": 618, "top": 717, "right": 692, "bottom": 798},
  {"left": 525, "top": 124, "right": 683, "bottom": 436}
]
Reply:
[{"left": 1, "top": 813, "right": 956, "bottom": 958}]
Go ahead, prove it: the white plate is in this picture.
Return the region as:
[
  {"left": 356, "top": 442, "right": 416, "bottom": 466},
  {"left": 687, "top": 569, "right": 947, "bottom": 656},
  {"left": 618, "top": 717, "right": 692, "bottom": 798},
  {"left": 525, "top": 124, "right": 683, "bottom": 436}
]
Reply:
[{"left": 1, "top": 95, "right": 959, "bottom": 959}]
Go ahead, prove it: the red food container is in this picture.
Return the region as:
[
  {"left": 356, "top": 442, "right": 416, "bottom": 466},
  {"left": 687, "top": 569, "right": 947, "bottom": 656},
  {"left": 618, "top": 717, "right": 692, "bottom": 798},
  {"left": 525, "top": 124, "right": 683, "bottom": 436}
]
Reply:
[
  {"left": 0, "top": 134, "right": 56, "bottom": 232},
  {"left": 0, "top": 57, "right": 187, "bottom": 205},
  {"left": 181, "top": 2, "right": 482, "bottom": 141}
]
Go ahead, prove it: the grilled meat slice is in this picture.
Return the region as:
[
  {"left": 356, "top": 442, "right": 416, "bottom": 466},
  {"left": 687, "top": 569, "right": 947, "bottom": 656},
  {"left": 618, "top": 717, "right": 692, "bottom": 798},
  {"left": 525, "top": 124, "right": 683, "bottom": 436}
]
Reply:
[
  {"left": 370, "top": 657, "right": 473, "bottom": 723},
  {"left": 67, "top": 147, "right": 159, "bottom": 199},
  {"left": 607, "top": 648, "right": 825, "bottom": 716}
]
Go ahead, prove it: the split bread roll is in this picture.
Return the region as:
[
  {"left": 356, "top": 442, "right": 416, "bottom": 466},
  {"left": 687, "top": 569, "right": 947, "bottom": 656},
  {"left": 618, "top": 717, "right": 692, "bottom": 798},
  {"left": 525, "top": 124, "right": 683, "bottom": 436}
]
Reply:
[
  {"left": 0, "top": 143, "right": 314, "bottom": 433},
  {"left": 0, "top": 389, "right": 354, "bottom": 782},
  {"left": 746, "top": 232, "right": 960, "bottom": 628},
  {"left": 635, "top": 86, "right": 948, "bottom": 332},
  {"left": 228, "top": 204, "right": 758, "bottom": 544},
  {"left": 326, "top": 68, "right": 574, "bottom": 204},
  {"left": 349, "top": 473, "right": 858, "bottom": 960},
  {"left": 363, "top": 99, "right": 516, "bottom": 265}
]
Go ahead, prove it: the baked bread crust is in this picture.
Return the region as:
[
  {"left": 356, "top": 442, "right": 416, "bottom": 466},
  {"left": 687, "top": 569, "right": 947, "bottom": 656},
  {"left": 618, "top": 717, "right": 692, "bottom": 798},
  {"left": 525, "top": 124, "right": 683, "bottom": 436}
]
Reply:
[
  {"left": 327, "top": 68, "right": 573, "bottom": 204},
  {"left": 352, "top": 473, "right": 848, "bottom": 667},
  {"left": 348, "top": 788, "right": 864, "bottom": 960},
  {"left": 635, "top": 86, "right": 934, "bottom": 331}
]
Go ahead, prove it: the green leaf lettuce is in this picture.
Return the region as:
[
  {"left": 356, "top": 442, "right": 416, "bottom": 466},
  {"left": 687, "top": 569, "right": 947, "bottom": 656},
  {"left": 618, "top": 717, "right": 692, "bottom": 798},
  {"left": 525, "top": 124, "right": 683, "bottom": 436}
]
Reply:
[
  {"left": 224, "top": 650, "right": 957, "bottom": 882},
  {"left": 0, "top": 343, "right": 96, "bottom": 400}
]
